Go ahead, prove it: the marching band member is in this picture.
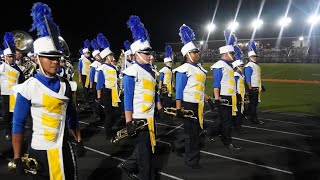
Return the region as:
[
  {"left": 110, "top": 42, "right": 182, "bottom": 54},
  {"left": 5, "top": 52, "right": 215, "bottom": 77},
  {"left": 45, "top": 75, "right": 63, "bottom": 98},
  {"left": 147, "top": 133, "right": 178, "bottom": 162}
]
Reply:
[
  {"left": 245, "top": 40, "right": 264, "bottom": 124},
  {"left": 172, "top": 24, "right": 207, "bottom": 169},
  {"left": 124, "top": 40, "right": 135, "bottom": 68},
  {"left": 77, "top": 39, "right": 91, "bottom": 104},
  {"left": 95, "top": 33, "right": 121, "bottom": 141},
  {"left": 57, "top": 57, "right": 68, "bottom": 80},
  {"left": 0, "top": 48, "right": 3, "bottom": 64},
  {"left": 210, "top": 30, "right": 242, "bottom": 151},
  {"left": 150, "top": 54, "right": 159, "bottom": 77},
  {"left": 11, "top": 2, "right": 80, "bottom": 179},
  {"left": 232, "top": 45, "right": 247, "bottom": 134},
  {"left": 0, "top": 32, "right": 25, "bottom": 141},
  {"left": 24, "top": 51, "right": 38, "bottom": 79},
  {"left": 158, "top": 45, "right": 174, "bottom": 108},
  {"left": 15, "top": 50, "right": 25, "bottom": 72},
  {"left": 118, "top": 15, "right": 166, "bottom": 180},
  {"left": 89, "top": 39, "right": 103, "bottom": 120}
]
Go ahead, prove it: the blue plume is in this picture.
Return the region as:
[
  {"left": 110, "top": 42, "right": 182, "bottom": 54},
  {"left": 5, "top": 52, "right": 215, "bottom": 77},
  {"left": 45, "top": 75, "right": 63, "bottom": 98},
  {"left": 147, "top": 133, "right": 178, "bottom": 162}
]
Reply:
[
  {"left": 224, "top": 29, "right": 237, "bottom": 46},
  {"left": 234, "top": 45, "right": 242, "bottom": 60},
  {"left": 179, "top": 24, "right": 195, "bottom": 45},
  {"left": 83, "top": 39, "right": 90, "bottom": 49},
  {"left": 96, "top": 33, "right": 110, "bottom": 49},
  {"left": 124, "top": 40, "right": 131, "bottom": 50},
  {"left": 165, "top": 45, "right": 173, "bottom": 58},
  {"left": 0, "top": 48, "right": 3, "bottom": 55},
  {"left": 91, "top": 39, "right": 99, "bottom": 50},
  {"left": 248, "top": 40, "right": 257, "bottom": 51},
  {"left": 30, "top": 2, "right": 60, "bottom": 37},
  {"left": 127, "top": 15, "right": 149, "bottom": 42},
  {"left": 3, "top": 32, "right": 15, "bottom": 49},
  {"left": 79, "top": 48, "right": 83, "bottom": 54}
]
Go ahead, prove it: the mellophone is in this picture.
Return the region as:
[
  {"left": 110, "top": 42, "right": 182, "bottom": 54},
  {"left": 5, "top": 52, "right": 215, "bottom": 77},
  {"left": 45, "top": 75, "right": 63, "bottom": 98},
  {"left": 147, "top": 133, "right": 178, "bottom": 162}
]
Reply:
[
  {"left": 111, "top": 120, "right": 148, "bottom": 143},
  {"left": 163, "top": 107, "right": 197, "bottom": 119},
  {"left": 8, "top": 154, "right": 38, "bottom": 175}
]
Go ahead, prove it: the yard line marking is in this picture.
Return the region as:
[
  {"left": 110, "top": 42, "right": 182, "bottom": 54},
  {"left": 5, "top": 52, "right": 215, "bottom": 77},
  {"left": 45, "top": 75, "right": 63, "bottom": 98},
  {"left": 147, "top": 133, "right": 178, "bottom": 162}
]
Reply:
[
  {"left": 79, "top": 121, "right": 105, "bottom": 129},
  {"left": 79, "top": 119, "right": 297, "bottom": 176},
  {"left": 200, "top": 149, "right": 293, "bottom": 174},
  {"left": 262, "top": 69, "right": 287, "bottom": 78},
  {"left": 203, "top": 118, "right": 312, "bottom": 137},
  {"left": 260, "top": 110, "right": 317, "bottom": 117},
  {"left": 73, "top": 144, "right": 184, "bottom": 180},
  {"left": 155, "top": 123, "right": 313, "bottom": 154},
  {"left": 260, "top": 117, "right": 320, "bottom": 128},
  {"left": 231, "top": 137, "right": 313, "bottom": 154},
  {"left": 241, "top": 125, "right": 312, "bottom": 137},
  {"left": 157, "top": 140, "right": 293, "bottom": 175}
]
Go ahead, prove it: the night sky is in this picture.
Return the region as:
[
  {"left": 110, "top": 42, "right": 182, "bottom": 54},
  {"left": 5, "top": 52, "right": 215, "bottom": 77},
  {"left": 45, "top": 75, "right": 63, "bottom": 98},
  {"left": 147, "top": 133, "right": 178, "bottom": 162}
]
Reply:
[{"left": 1, "top": 0, "right": 319, "bottom": 56}]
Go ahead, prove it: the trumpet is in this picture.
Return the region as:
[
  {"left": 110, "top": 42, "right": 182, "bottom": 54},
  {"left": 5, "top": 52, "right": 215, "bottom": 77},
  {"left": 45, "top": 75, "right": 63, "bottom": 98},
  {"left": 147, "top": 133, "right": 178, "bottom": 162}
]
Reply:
[
  {"left": 164, "top": 107, "right": 196, "bottom": 119},
  {"left": 111, "top": 120, "right": 148, "bottom": 143},
  {"left": 8, "top": 154, "right": 38, "bottom": 175}
]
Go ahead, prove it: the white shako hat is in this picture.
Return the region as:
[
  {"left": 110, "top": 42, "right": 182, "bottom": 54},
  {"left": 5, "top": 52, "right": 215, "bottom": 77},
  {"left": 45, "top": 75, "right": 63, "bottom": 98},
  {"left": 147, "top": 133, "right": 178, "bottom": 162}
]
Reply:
[
  {"left": 30, "top": 2, "right": 64, "bottom": 58},
  {"left": 179, "top": 24, "right": 199, "bottom": 57},
  {"left": 219, "top": 29, "right": 236, "bottom": 54},
  {"left": 2, "top": 32, "right": 16, "bottom": 56},
  {"left": 247, "top": 40, "right": 259, "bottom": 57},
  {"left": 232, "top": 45, "right": 244, "bottom": 68},
  {"left": 97, "top": 33, "right": 113, "bottom": 59},
  {"left": 91, "top": 39, "right": 100, "bottom": 58},
  {"left": 127, "top": 15, "right": 153, "bottom": 55},
  {"left": 164, "top": 45, "right": 173, "bottom": 63},
  {"left": 27, "top": 51, "right": 34, "bottom": 57},
  {"left": 123, "top": 40, "right": 133, "bottom": 56},
  {"left": 82, "top": 39, "right": 91, "bottom": 54}
]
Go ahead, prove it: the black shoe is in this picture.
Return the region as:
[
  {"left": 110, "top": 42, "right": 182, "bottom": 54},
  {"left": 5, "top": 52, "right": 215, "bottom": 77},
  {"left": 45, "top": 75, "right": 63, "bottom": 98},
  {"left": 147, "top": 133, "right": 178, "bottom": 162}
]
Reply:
[
  {"left": 185, "top": 163, "right": 202, "bottom": 169},
  {"left": 170, "top": 144, "right": 183, "bottom": 157},
  {"left": 5, "top": 134, "right": 12, "bottom": 141},
  {"left": 117, "top": 163, "right": 139, "bottom": 180},
  {"left": 226, "top": 143, "right": 243, "bottom": 151},
  {"left": 235, "top": 128, "right": 247, "bottom": 134},
  {"left": 252, "top": 120, "right": 264, "bottom": 125},
  {"left": 205, "top": 135, "right": 215, "bottom": 142}
]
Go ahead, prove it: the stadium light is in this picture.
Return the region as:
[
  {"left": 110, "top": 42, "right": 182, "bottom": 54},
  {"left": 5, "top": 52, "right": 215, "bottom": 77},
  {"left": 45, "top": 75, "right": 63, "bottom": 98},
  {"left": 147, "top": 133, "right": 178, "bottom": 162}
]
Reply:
[
  {"left": 299, "top": 36, "right": 304, "bottom": 41},
  {"left": 227, "top": 21, "right": 239, "bottom": 32},
  {"left": 251, "top": 19, "right": 264, "bottom": 29},
  {"left": 307, "top": 15, "right": 320, "bottom": 25},
  {"left": 200, "top": 41, "right": 204, "bottom": 45},
  {"left": 278, "top": 17, "right": 292, "bottom": 27},
  {"left": 206, "top": 23, "right": 216, "bottom": 32}
]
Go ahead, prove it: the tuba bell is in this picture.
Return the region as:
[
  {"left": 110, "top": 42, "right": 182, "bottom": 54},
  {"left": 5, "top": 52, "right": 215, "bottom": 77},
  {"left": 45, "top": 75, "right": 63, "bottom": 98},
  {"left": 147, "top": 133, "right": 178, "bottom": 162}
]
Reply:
[
  {"left": 59, "top": 36, "right": 70, "bottom": 58},
  {"left": 11, "top": 30, "right": 34, "bottom": 53}
]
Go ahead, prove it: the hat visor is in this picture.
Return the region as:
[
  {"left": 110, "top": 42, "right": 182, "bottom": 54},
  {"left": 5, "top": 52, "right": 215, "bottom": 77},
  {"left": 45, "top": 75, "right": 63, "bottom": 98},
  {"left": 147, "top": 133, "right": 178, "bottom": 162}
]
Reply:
[
  {"left": 189, "top": 48, "right": 200, "bottom": 53},
  {"left": 38, "top": 51, "right": 64, "bottom": 57},
  {"left": 137, "top": 47, "right": 153, "bottom": 53}
]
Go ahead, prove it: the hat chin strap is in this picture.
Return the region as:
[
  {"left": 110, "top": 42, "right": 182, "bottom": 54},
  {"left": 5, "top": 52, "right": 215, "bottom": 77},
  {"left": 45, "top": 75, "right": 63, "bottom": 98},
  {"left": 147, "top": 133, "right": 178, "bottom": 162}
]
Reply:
[
  {"left": 227, "top": 53, "right": 234, "bottom": 61},
  {"left": 187, "top": 52, "right": 194, "bottom": 63},
  {"left": 37, "top": 55, "right": 53, "bottom": 78},
  {"left": 137, "top": 53, "right": 149, "bottom": 64},
  {"left": 237, "top": 66, "right": 243, "bottom": 73},
  {"left": 250, "top": 57, "right": 257, "bottom": 62}
]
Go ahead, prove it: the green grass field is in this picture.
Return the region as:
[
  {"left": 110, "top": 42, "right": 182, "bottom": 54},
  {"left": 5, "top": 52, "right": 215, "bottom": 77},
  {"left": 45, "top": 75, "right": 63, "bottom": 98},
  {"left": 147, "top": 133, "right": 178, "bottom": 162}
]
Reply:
[{"left": 73, "top": 62, "right": 320, "bottom": 116}]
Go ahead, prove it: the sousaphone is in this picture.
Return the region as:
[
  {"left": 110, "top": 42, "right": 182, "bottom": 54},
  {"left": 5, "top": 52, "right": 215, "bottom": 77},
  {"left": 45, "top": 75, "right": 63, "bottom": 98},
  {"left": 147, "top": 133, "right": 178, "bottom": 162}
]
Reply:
[{"left": 11, "top": 30, "right": 34, "bottom": 53}]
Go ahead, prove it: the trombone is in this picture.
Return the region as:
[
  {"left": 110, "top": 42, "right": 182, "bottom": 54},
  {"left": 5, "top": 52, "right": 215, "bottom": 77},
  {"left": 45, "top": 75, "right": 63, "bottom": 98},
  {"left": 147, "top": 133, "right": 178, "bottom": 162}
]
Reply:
[{"left": 8, "top": 154, "right": 38, "bottom": 175}]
